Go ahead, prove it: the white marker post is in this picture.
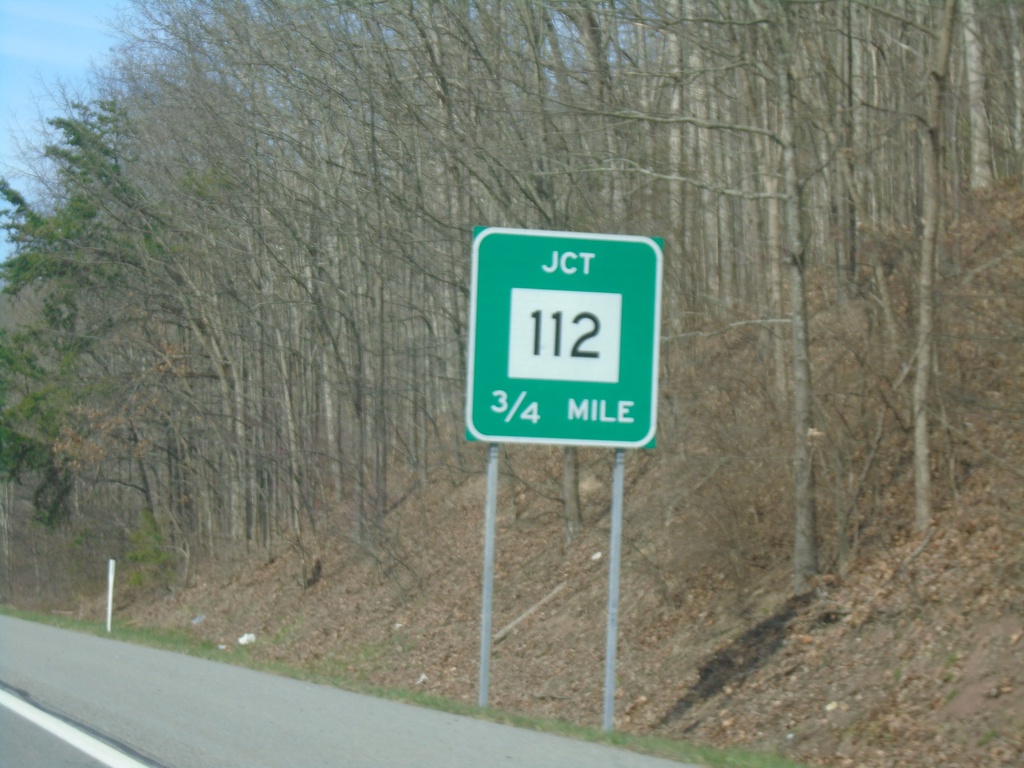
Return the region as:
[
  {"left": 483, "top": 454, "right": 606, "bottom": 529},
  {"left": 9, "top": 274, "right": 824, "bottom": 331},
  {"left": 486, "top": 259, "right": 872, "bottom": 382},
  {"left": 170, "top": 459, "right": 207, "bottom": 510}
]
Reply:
[{"left": 106, "top": 559, "right": 115, "bottom": 633}]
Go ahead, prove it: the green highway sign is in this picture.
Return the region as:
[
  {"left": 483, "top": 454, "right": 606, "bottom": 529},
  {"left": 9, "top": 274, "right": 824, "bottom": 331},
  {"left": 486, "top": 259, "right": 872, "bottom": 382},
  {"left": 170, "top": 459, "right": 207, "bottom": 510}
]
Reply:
[{"left": 466, "top": 227, "right": 662, "bottom": 448}]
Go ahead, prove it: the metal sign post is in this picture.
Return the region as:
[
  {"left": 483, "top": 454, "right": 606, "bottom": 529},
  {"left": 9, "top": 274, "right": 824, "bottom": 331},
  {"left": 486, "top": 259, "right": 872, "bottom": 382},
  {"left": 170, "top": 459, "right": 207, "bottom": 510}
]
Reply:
[
  {"left": 478, "top": 443, "right": 499, "bottom": 708},
  {"left": 467, "top": 227, "right": 662, "bottom": 729},
  {"left": 603, "top": 449, "right": 626, "bottom": 730}
]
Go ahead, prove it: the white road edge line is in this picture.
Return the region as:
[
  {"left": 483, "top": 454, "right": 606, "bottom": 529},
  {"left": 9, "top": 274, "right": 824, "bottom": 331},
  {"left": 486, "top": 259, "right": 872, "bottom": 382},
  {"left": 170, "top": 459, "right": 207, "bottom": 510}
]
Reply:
[{"left": 0, "top": 688, "right": 150, "bottom": 768}]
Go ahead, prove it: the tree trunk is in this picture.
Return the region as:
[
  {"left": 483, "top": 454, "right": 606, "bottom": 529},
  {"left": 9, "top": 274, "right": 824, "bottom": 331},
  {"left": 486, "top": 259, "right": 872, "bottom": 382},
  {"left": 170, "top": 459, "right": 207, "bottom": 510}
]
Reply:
[
  {"left": 962, "top": 0, "right": 993, "bottom": 189},
  {"left": 765, "top": 172, "right": 788, "bottom": 404},
  {"left": 915, "top": 0, "right": 958, "bottom": 531},
  {"left": 562, "top": 447, "right": 582, "bottom": 544},
  {"left": 1012, "top": 4, "right": 1024, "bottom": 159},
  {"left": 775, "top": 4, "right": 819, "bottom": 595},
  {"left": 0, "top": 482, "right": 11, "bottom": 596}
]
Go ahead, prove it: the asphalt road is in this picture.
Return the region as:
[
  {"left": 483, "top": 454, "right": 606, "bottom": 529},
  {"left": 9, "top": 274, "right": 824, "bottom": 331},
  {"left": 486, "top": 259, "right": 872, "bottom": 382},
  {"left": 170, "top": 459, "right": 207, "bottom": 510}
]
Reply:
[
  {"left": 0, "top": 615, "right": 697, "bottom": 767},
  {"left": 0, "top": 705, "right": 111, "bottom": 768}
]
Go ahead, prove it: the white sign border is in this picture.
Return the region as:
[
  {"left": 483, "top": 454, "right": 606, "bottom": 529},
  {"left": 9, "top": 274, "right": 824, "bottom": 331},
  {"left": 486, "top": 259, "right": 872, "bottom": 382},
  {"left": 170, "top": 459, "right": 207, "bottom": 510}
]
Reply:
[{"left": 466, "top": 227, "right": 663, "bottom": 448}]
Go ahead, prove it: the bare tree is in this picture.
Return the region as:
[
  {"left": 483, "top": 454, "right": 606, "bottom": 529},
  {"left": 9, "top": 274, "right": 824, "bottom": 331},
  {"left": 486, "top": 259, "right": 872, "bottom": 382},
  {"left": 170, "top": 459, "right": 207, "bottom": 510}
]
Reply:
[
  {"left": 961, "top": 0, "right": 993, "bottom": 189},
  {"left": 914, "top": 0, "right": 958, "bottom": 531}
]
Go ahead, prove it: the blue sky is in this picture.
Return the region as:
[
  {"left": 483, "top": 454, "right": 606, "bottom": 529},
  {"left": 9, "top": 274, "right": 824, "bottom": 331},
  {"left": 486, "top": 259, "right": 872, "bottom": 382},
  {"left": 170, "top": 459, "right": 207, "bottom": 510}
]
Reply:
[{"left": 1, "top": 0, "right": 125, "bottom": 257}]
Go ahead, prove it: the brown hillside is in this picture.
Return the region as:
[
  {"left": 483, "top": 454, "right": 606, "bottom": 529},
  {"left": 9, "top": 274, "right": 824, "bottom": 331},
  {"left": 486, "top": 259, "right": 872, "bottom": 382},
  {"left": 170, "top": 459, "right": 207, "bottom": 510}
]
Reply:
[{"left": 118, "top": 183, "right": 1024, "bottom": 767}]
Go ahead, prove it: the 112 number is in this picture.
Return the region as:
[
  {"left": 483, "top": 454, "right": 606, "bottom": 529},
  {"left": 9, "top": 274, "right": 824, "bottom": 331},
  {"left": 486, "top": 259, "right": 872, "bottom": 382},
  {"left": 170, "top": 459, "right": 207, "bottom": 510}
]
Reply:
[{"left": 530, "top": 310, "right": 600, "bottom": 358}]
